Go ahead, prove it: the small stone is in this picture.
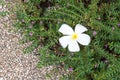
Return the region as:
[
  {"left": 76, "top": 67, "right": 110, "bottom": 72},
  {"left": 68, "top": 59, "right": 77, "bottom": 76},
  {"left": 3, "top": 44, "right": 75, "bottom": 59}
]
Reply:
[
  {"left": 61, "top": 62, "right": 65, "bottom": 65},
  {"left": 0, "top": 78, "right": 3, "bottom": 80},
  {"left": 94, "top": 64, "right": 98, "bottom": 69},
  {"left": 0, "top": 56, "right": 3, "bottom": 63},
  {"left": 105, "top": 60, "right": 108, "bottom": 64},
  {"left": 39, "top": 21, "right": 43, "bottom": 25},
  {"left": 97, "top": 17, "right": 101, "bottom": 20},
  {"left": 0, "top": 5, "right": 2, "bottom": 9},
  {"left": 112, "top": 27, "right": 115, "bottom": 30}
]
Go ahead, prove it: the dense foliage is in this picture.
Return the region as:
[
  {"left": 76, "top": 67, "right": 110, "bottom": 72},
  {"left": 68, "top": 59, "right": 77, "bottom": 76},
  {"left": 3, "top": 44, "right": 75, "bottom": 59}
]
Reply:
[{"left": 15, "top": 0, "right": 120, "bottom": 79}]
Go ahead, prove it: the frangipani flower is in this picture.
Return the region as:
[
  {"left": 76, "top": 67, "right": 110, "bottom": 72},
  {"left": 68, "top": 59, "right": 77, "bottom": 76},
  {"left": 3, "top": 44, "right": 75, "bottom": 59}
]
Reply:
[{"left": 59, "top": 24, "right": 91, "bottom": 52}]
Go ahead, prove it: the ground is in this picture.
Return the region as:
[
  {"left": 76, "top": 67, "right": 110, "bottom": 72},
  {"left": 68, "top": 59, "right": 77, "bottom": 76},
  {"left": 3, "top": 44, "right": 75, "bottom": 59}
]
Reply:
[{"left": 0, "top": 0, "right": 58, "bottom": 80}]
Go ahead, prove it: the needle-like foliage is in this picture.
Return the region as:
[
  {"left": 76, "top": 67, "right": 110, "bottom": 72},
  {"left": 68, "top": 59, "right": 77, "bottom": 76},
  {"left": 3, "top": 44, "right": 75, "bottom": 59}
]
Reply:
[{"left": 15, "top": 0, "right": 120, "bottom": 79}]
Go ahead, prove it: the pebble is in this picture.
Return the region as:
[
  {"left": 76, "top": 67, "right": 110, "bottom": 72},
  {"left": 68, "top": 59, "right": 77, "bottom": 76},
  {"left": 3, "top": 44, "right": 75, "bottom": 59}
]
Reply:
[
  {"left": 0, "top": 0, "right": 65, "bottom": 80},
  {"left": 0, "top": 5, "right": 2, "bottom": 9}
]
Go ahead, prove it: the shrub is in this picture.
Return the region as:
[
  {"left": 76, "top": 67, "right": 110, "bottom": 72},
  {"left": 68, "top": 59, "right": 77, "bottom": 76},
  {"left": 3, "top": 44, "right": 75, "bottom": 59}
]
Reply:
[{"left": 15, "top": 0, "right": 120, "bottom": 79}]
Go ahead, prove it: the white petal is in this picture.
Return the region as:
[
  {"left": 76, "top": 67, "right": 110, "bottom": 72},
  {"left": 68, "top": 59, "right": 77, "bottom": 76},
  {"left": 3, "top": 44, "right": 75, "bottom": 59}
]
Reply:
[
  {"left": 75, "top": 24, "right": 88, "bottom": 34},
  {"left": 59, "top": 36, "right": 71, "bottom": 48},
  {"left": 59, "top": 24, "right": 74, "bottom": 35},
  {"left": 77, "top": 34, "right": 91, "bottom": 45},
  {"left": 68, "top": 41, "right": 80, "bottom": 52}
]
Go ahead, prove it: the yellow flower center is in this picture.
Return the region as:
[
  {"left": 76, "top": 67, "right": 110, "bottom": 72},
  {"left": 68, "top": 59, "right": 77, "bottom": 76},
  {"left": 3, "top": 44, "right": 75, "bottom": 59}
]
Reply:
[{"left": 71, "top": 33, "right": 78, "bottom": 40}]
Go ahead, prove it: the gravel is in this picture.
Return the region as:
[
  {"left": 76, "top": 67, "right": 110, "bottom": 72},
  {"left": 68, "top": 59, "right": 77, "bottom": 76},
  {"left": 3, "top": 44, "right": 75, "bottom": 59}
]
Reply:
[{"left": 0, "top": 0, "right": 61, "bottom": 80}]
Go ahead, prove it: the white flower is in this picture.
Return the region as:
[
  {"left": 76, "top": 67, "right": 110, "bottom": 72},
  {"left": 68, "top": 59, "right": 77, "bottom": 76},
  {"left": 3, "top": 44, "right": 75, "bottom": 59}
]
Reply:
[{"left": 59, "top": 24, "right": 91, "bottom": 52}]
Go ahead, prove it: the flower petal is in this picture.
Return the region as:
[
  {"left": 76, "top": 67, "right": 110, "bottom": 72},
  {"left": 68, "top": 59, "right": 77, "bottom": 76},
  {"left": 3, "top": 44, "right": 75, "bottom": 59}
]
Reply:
[
  {"left": 77, "top": 34, "right": 91, "bottom": 45},
  {"left": 59, "top": 24, "right": 74, "bottom": 35},
  {"left": 68, "top": 41, "right": 80, "bottom": 52},
  {"left": 75, "top": 24, "right": 88, "bottom": 34},
  {"left": 59, "top": 36, "right": 71, "bottom": 48}
]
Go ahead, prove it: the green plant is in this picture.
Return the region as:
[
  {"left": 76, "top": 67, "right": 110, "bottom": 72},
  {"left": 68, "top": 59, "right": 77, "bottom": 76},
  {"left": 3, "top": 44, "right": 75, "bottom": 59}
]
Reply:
[
  {"left": 0, "top": 0, "right": 8, "bottom": 17},
  {"left": 15, "top": 0, "right": 120, "bottom": 79}
]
